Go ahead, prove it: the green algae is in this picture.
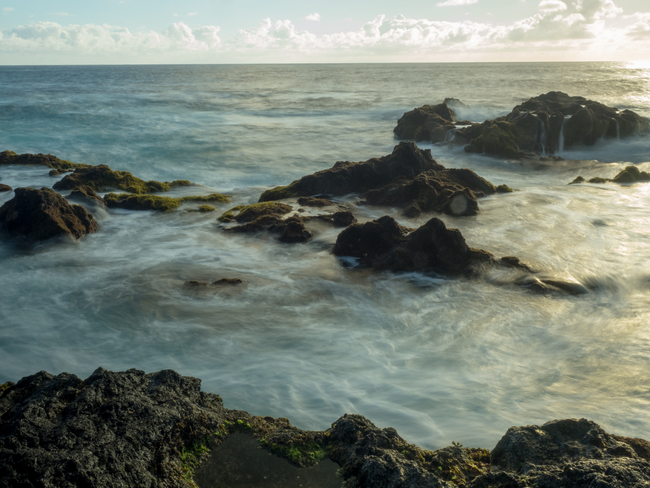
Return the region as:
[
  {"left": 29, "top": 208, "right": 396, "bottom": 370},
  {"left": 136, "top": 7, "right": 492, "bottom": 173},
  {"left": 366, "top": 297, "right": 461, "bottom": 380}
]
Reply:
[
  {"left": 495, "top": 184, "right": 514, "bottom": 193},
  {"left": 181, "top": 193, "right": 230, "bottom": 203},
  {"left": 258, "top": 184, "right": 299, "bottom": 202},
  {"left": 104, "top": 193, "right": 182, "bottom": 211},
  {"left": 0, "top": 150, "right": 90, "bottom": 170}
]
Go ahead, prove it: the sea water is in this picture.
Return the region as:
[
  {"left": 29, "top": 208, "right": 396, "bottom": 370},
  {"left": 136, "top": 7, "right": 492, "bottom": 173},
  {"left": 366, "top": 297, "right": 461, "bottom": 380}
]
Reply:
[{"left": 1, "top": 62, "right": 650, "bottom": 449}]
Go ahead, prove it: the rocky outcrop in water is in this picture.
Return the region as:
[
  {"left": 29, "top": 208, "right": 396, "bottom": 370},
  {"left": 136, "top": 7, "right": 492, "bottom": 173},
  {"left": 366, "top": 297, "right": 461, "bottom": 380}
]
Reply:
[
  {"left": 395, "top": 92, "right": 650, "bottom": 159},
  {"left": 259, "top": 142, "right": 505, "bottom": 218},
  {"left": 0, "top": 184, "right": 11, "bottom": 192},
  {"left": 0, "top": 187, "right": 98, "bottom": 241},
  {"left": 66, "top": 185, "right": 106, "bottom": 207},
  {"left": 569, "top": 165, "right": 650, "bottom": 185},
  {"left": 0, "top": 150, "right": 89, "bottom": 170},
  {"left": 2, "top": 368, "right": 649, "bottom": 488}
]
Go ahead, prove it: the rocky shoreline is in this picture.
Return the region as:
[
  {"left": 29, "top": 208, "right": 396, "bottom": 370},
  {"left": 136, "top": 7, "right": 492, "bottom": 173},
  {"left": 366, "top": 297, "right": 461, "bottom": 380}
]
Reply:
[{"left": 1, "top": 368, "right": 649, "bottom": 488}]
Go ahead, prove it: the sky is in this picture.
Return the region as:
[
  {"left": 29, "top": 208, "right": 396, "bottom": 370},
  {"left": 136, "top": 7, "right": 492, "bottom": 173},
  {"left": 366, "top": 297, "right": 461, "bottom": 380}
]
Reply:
[{"left": 1, "top": 0, "right": 650, "bottom": 64}]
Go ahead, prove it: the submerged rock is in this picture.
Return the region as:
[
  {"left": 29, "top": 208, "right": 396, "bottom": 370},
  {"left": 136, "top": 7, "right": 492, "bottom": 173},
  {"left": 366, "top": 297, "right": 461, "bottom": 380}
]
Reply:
[
  {"left": 0, "top": 187, "right": 98, "bottom": 241},
  {"left": 218, "top": 202, "right": 312, "bottom": 243},
  {"left": 67, "top": 185, "right": 105, "bottom": 207},
  {"left": 569, "top": 165, "right": 650, "bottom": 185},
  {"left": 0, "top": 150, "right": 90, "bottom": 170},
  {"left": 0, "top": 184, "right": 12, "bottom": 192},
  {"left": 54, "top": 164, "right": 193, "bottom": 194},
  {"left": 395, "top": 92, "right": 650, "bottom": 158},
  {"left": 2, "top": 368, "right": 649, "bottom": 488},
  {"left": 260, "top": 142, "right": 501, "bottom": 217},
  {"left": 105, "top": 192, "right": 230, "bottom": 212}
]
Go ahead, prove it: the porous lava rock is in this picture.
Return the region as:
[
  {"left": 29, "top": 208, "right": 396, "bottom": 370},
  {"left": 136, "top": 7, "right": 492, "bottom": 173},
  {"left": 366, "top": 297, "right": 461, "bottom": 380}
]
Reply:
[
  {"left": 0, "top": 184, "right": 11, "bottom": 192},
  {"left": 0, "top": 187, "right": 98, "bottom": 241},
  {"left": 393, "top": 102, "right": 458, "bottom": 143},
  {"left": 260, "top": 142, "right": 501, "bottom": 217},
  {"left": 333, "top": 216, "right": 494, "bottom": 275},
  {"left": 2, "top": 369, "right": 650, "bottom": 488},
  {"left": 395, "top": 92, "right": 650, "bottom": 158}
]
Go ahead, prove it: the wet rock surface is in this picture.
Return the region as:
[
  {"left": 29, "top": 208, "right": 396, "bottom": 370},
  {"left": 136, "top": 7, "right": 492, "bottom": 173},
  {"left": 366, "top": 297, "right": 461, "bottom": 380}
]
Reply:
[
  {"left": 395, "top": 92, "right": 650, "bottom": 158},
  {"left": 260, "top": 142, "right": 501, "bottom": 217},
  {"left": 0, "top": 184, "right": 12, "bottom": 192},
  {"left": 569, "top": 165, "right": 650, "bottom": 185},
  {"left": 334, "top": 216, "right": 498, "bottom": 276},
  {"left": 0, "top": 150, "right": 89, "bottom": 170},
  {"left": 66, "top": 185, "right": 106, "bottom": 207},
  {"left": 53, "top": 164, "right": 192, "bottom": 194},
  {"left": 1, "top": 369, "right": 649, "bottom": 488},
  {"left": 0, "top": 187, "right": 98, "bottom": 241}
]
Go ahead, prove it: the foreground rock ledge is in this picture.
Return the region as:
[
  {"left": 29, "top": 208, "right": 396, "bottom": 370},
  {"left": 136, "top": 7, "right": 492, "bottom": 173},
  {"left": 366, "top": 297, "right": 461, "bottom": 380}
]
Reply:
[
  {"left": 1, "top": 369, "right": 649, "bottom": 488},
  {"left": 0, "top": 187, "right": 98, "bottom": 241}
]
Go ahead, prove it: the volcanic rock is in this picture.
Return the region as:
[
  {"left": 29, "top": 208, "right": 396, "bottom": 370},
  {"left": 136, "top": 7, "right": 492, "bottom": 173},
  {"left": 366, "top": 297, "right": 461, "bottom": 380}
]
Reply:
[
  {"left": 66, "top": 185, "right": 106, "bottom": 207},
  {"left": 0, "top": 184, "right": 12, "bottom": 192},
  {"left": 0, "top": 150, "right": 88, "bottom": 170},
  {"left": 260, "top": 142, "right": 500, "bottom": 217},
  {"left": 395, "top": 92, "right": 650, "bottom": 158},
  {"left": 0, "top": 187, "right": 98, "bottom": 241},
  {"left": 569, "top": 165, "right": 650, "bottom": 185}
]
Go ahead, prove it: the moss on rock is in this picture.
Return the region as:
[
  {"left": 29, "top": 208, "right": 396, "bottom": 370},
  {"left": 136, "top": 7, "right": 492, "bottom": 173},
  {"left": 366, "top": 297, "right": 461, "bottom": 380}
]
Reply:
[
  {"left": 218, "top": 202, "right": 292, "bottom": 223},
  {"left": 104, "top": 193, "right": 182, "bottom": 211},
  {"left": 258, "top": 185, "right": 299, "bottom": 203},
  {"left": 0, "top": 150, "right": 90, "bottom": 170}
]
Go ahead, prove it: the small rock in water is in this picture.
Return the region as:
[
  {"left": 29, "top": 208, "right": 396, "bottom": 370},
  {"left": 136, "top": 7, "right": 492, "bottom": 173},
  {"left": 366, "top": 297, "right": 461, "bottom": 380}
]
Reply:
[{"left": 0, "top": 183, "right": 12, "bottom": 192}]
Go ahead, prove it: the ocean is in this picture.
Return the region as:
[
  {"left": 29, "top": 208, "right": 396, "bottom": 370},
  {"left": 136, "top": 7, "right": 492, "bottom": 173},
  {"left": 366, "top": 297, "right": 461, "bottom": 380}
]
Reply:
[{"left": 1, "top": 62, "right": 650, "bottom": 450}]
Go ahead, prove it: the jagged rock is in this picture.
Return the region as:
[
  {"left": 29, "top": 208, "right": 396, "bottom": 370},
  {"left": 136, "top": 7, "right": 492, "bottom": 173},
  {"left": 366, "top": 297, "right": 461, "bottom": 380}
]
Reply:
[
  {"left": 393, "top": 103, "right": 458, "bottom": 143},
  {"left": 67, "top": 185, "right": 106, "bottom": 207},
  {"left": 212, "top": 278, "right": 243, "bottom": 286},
  {"left": 333, "top": 216, "right": 496, "bottom": 275},
  {"left": 0, "top": 187, "right": 98, "bottom": 241},
  {"left": 395, "top": 92, "right": 650, "bottom": 158},
  {"left": 219, "top": 202, "right": 311, "bottom": 243},
  {"left": 0, "top": 184, "right": 12, "bottom": 192},
  {"left": 2, "top": 369, "right": 650, "bottom": 488},
  {"left": 0, "top": 150, "right": 89, "bottom": 170},
  {"left": 260, "top": 142, "right": 500, "bottom": 218},
  {"left": 317, "top": 210, "right": 357, "bottom": 228}
]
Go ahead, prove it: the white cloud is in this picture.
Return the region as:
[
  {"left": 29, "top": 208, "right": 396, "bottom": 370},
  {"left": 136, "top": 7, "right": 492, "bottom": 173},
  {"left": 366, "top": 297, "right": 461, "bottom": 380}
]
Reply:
[
  {"left": 0, "top": 1, "right": 642, "bottom": 64},
  {"left": 3, "top": 7, "right": 14, "bottom": 14},
  {"left": 305, "top": 13, "right": 320, "bottom": 21},
  {"left": 436, "top": 0, "right": 479, "bottom": 7},
  {"left": 539, "top": 0, "right": 568, "bottom": 13}
]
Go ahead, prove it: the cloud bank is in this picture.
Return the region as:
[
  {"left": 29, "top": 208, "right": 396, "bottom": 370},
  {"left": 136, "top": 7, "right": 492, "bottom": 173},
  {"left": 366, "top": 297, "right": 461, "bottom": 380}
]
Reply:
[{"left": 0, "top": 0, "right": 646, "bottom": 63}]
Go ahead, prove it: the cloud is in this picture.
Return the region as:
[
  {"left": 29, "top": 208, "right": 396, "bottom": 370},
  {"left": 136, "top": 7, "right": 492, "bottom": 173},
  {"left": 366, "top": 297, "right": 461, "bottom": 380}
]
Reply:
[
  {"left": 3, "top": 7, "right": 14, "bottom": 14},
  {"left": 0, "top": 1, "right": 643, "bottom": 64},
  {"left": 305, "top": 13, "right": 320, "bottom": 21},
  {"left": 436, "top": 0, "right": 479, "bottom": 6},
  {"left": 539, "top": 0, "right": 568, "bottom": 12}
]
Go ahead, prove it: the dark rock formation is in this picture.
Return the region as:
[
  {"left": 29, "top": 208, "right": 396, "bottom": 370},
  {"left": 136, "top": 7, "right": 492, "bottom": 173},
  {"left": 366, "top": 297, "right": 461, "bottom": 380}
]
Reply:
[
  {"left": 0, "top": 187, "right": 98, "bottom": 241},
  {"left": 219, "top": 202, "right": 312, "bottom": 243},
  {"left": 54, "top": 164, "right": 192, "bottom": 194},
  {"left": 259, "top": 142, "right": 501, "bottom": 218},
  {"left": 213, "top": 278, "right": 243, "bottom": 286},
  {"left": 569, "top": 165, "right": 650, "bottom": 185},
  {"left": 298, "top": 196, "right": 335, "bottom": 207},
  {"left": 395, "top": 92, "right": 650, "bottom": 159},
  {"left": 67, "top": 185, "right": 106, "bottom": 207},
  {"left": 3, "top": 369, "right": 649, "bottom": 488},
  {"left": 0, "top": 150, "right": 89, "bottom": 170},
  {"left": 0, "top": 184, "right": 12, "bottom": 192},
  {"left": 317, "top": 210, "right": 357, "bottom": 227},
  {"left": 333, "top": 216, "right": 494, "bottom": 276}
]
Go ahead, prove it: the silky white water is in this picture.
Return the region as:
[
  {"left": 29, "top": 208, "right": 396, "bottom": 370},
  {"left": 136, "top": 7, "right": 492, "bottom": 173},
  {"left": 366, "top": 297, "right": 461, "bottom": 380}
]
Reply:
[{"left": 1, "top": 62, "right": 650, "bottom": 449}]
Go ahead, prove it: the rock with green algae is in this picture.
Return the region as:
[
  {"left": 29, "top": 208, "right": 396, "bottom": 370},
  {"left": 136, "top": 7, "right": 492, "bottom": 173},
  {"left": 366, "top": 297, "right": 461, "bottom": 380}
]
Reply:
[
  {"left": 0, "top": 150, "right": 90, "bottom": 170},
  {"left": 53, "top": 164, "right": 193, "bottom": 194},
  {"left": 219, "top": 202, "right": 312, "bottom": 243},
  {"left": 569, "top": 166, "right": 650, "bottom": 185},
  {"left": 0, "top": 187, "right": 97, "bottom": 241},
  {"left": 2, "top": 368, "right": 650, "bottom": 488},
  {"left": 105, "top": 193, "right": 230, "bottom": 212},
  {"left": 259, "top": 142, "right": 503, "bottom": 218}
]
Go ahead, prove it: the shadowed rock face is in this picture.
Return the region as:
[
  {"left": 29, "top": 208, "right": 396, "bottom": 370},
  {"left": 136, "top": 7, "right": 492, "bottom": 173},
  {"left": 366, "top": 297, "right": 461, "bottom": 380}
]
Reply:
[
  {"left": 395, "top": 92, "right": 650, "bottom": 159},
  {"left": 2, "top": 369, "right": 650, "bottom": 488},
  {"left": 0, "top": 184, "right": 12, "bottom": 192},
  {"left": 0, "top": 187, "right": 98, "bottom": 240},
  {"left": 260, "top": 142, "right": 499, "bottom": 218},
  {"left": 333, "top": 216, "right": 495, "bottom": 275}
]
